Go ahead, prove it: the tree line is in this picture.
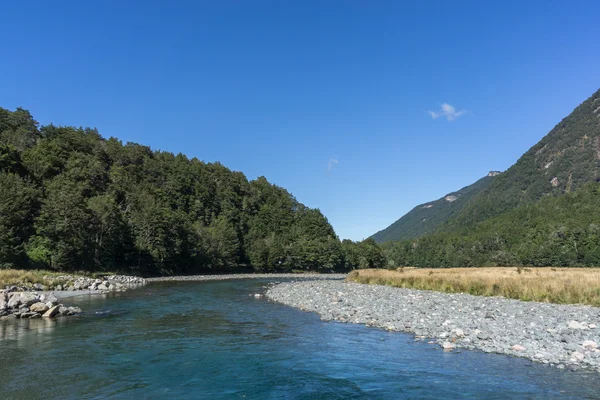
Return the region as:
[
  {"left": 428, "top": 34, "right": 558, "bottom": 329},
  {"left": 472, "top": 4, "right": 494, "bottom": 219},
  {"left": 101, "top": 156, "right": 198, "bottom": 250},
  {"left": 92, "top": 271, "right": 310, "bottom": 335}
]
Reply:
[
  {"left": 0, "top": 107, "right": 385, "bottom": 275},
  {"left": 383, "top": 182, "right": 600, "bottom": 268}
]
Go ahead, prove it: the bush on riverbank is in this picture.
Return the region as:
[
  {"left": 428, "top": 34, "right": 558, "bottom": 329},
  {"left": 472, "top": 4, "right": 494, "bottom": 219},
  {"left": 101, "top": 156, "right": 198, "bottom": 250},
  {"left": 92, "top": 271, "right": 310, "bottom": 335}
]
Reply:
[{"left": 347, "top": 267, "right": 600, "bottom": 306}]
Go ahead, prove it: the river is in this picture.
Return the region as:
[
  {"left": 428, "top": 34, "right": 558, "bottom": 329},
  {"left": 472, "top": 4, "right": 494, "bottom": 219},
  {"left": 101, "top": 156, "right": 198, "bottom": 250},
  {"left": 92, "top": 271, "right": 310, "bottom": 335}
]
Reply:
[{"left": 1, "top": 279, "right": 599, "bottom": 399}]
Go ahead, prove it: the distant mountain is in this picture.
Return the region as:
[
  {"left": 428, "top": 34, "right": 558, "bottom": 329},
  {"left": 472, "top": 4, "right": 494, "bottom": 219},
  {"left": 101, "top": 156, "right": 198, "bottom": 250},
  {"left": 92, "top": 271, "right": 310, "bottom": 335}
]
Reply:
[
  {"left": 384, "top": 87, "right": 600, "bottom": 268},
  {"left": 371, "top": 172, "right": 500, "bottom": 243},
  {"left": 446, "top": 88, "right": 600, "bottom": 229}
]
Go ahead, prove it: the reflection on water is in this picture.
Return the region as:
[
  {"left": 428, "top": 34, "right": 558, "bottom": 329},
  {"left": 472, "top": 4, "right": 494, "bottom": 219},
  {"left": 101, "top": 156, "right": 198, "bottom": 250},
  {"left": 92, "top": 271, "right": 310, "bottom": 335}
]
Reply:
[
  {"left": 0, "top": 317, "right": 67, "bottom": 341},
  {"left": 1, "top": 280, "right": 600, "bottom": 400}
]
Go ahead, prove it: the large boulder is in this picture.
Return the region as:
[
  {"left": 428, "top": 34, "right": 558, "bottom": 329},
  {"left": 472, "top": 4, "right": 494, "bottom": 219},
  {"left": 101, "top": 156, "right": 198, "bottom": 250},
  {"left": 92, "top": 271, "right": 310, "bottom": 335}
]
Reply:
[
  {"left": 43, "top": 305, "right": 61, "bottom": 318},
  {"left": 7, "top": 292, "right": 39, "bottom": 309},
  {"left": 40, "top": 293, "right": 59, "bottom": 307},
  {"left": 30, "top": 302, "right": 50, "bottom": 313},
  {"left": 6, "top": 294, "right": 20, "bottom": 309}
]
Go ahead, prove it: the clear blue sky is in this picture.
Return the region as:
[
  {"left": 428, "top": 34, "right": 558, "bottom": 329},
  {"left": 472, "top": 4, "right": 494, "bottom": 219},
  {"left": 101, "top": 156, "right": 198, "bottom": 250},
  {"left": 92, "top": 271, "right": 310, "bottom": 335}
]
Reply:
[{"left": 2, "top": 1, "right": 600, "bottom": 241}]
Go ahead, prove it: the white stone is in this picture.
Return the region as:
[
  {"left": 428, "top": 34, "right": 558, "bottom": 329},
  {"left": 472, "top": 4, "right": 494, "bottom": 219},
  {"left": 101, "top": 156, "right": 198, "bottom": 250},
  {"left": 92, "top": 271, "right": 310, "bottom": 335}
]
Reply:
[
  {"left": 582, "top": 340, "right": 598, "bottom": 350},
  {"left": 571, "top": 351, "right": 585, "bottom": 361},
  {"left": 512, "top": 345, "right": 526, "bottom": 352},
  {"left": 568, "top": 320, "right": 587, "bottom": 330},
  {"left": 441, "top": 341, "right": 455, "bottom": 350},
  {"left": 453, "top": 328, "right": 465, "bottom": 337}
]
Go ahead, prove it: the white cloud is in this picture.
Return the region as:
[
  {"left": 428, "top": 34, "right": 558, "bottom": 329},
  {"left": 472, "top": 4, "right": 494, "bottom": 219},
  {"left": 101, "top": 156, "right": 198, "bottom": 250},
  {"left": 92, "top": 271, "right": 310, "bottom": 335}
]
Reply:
[
  {"left": 428, "top": 103, "right": 466, "bottom": 121},
  {"left": 328, "top": 157, "right": 339, "bottom": 171}
]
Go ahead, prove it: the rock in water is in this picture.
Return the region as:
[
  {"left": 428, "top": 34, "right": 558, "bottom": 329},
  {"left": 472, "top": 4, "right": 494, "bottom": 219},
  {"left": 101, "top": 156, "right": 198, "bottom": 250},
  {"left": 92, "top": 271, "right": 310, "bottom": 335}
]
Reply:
[
  {"left": 0, "top": 292, "right": 6, "bottom": 310},
  {"left": 67, "top": 306, "right": 82, "bottom": 315},
  {"left": 43, "top": 305, "right": 61, "bottom": 318},
  {"left": 441, "top": 342, "right": 455, "bottom": 351},
  {"left": 30, "top": 302, "right": 50, "bottom": 313}
]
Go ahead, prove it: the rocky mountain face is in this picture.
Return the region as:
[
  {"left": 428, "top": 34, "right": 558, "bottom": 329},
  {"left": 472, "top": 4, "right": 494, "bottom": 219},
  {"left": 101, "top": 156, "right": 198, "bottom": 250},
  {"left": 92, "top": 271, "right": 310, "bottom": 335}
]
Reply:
[
  {"left": 374, "top": 88, "right": 600, "bottom": 244},
  {"left": 379, "top": 87, "right": 600, "bottom": 268},
  {"left": 446, "top": 88, "right": 600, "bottom": 229}
]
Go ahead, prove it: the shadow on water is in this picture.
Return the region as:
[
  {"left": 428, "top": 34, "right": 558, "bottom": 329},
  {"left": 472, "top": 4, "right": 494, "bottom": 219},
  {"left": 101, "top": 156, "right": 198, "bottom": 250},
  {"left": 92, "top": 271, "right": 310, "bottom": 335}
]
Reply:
[{"left": 1, "top": 279, "right": 600, "bottom": 400}]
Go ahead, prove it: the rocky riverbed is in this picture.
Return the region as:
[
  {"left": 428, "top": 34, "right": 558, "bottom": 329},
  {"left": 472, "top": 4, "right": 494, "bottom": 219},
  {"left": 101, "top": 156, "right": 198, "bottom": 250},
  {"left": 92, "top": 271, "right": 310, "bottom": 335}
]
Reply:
[
  {"left": 3, "top": 274, "right": 146, "bottom": 293},
  {"left": 266, "top": 280, "right": 600, "bottom": 372},
  {"left": 0, "top": 290, "right": 82, "bottom": 320},
  {"left": 1, "top": 274, "right": 146, "bottom": 321}
]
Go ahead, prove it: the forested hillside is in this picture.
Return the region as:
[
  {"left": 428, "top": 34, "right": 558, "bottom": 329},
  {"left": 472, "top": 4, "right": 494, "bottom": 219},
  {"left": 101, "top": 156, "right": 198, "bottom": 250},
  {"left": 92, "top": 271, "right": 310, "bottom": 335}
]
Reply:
[
  {"left": 0, "top": 107, "right": 384, "bottom": 275},
  {"left": 445, "top": 88, "right": 600, "bottom": 229},
  {"left": 383, "top": 182, "right": 600, "bottom": 267},
  {"left": 384, "top": 88, "right": 600, "bottom": 268},
  {"left": 370, "top": 173, "right": 497, "bottom": 243}
]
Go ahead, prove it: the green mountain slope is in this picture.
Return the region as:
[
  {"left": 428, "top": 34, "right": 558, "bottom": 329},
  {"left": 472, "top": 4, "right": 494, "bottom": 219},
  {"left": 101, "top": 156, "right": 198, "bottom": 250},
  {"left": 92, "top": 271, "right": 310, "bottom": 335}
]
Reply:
[
  {"left": 446, "top": 88, "right": 600, "bottom": 229},
  {"left": 384, "top": 181, "right": 600, "bottom": 268},
  {"left": 384, "top": 87, "right": 600, "bottom": 268},
  {"left": 371, "top": 173, "right": 499, "bottom": 243}
]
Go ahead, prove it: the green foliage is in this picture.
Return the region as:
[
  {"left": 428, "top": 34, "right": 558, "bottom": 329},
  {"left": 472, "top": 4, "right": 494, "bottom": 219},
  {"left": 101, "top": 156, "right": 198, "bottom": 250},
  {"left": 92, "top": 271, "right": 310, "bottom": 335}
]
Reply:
[
  {"left": 341, "top": 238, "right": 387, "bottom": 269},
  {"left": 446, "top": 88, "right": 600, "bottom": 229},
  {"left": 381, "top": 88, "right": 600, "bottom": 268},
  {"left": 371, "top": 174, "right": 496, "bottom": 243},
  {"left": 0, "top": 173, "right": 39, "bottom": 268},
  {"left": 385, "top": 182, "right": 600, "bottom": 268},
  {"left": 0, "top": 106, "right": 378, "bottom": 275}
]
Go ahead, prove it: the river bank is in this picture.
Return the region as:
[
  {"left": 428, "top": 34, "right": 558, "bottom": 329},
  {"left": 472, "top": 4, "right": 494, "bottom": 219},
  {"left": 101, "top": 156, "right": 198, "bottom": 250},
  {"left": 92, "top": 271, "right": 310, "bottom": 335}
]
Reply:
[
  {"left": 0, "top": 274, "right": 147, "bottom": 320},
  {"left": 266, "top": 280, "right": 600, "bottom": 372},
  {"left": 146, "top": 273, "right": 347, "bottom": 282}
]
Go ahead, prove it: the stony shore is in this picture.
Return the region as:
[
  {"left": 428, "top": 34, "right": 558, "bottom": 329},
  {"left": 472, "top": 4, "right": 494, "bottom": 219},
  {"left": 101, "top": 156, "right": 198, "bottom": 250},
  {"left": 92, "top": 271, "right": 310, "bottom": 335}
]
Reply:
[
  {"left": 3, "top": 274, "right": 146, "bottom": 293},
  {"left": 146, "top": 273, "right": 347, "bottom": 282},
  {"left": 266, "top": 280, "right": 600, "bottom": 372},
  {"left": 1, "top": 275, "right": 146, "bottom": 321},
  {"left": 0, "top": 291, "right": 82, "bottom": 320}
]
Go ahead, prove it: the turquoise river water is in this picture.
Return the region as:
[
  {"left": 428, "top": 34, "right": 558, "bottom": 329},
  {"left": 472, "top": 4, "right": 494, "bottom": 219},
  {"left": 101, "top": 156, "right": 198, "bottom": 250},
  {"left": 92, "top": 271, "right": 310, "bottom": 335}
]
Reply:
[{"left": 1, "top": 279, "right": 600, "bottom": 399}]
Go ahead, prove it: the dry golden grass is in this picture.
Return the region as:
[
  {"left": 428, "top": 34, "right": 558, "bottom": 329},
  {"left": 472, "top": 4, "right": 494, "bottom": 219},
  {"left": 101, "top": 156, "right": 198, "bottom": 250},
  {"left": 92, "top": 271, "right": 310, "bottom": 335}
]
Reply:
[
  {"left": 0, "top": 269, "right": 64, "bottom": 288},
  {"left": 346, "top": 267, "right": 600, "bottom": 307},
  {"left": 0, "top": 269, "right": 112, "bottom": 289}
]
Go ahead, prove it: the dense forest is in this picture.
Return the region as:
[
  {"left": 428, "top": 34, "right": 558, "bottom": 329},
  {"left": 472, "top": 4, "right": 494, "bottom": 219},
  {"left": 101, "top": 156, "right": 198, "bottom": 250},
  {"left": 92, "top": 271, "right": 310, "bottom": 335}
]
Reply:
[
  {"left": 382, "top": 88, "right": 600, "bottom": 268},
  {"left": 383, "top": 182, "right": 600, "bottom": 267},
  {"left": 0, "top": 107, "right": 385, "bottom": 275}
]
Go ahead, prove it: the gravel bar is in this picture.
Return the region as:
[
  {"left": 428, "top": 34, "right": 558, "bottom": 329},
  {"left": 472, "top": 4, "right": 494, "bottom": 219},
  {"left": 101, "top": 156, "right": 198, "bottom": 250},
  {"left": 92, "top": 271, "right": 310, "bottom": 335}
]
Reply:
[
  {"left": 266, "top": 280, "right": 600, "bottom": 372},
  {"left": 146, "top": 273, "right": 347, "bottom": 282}
]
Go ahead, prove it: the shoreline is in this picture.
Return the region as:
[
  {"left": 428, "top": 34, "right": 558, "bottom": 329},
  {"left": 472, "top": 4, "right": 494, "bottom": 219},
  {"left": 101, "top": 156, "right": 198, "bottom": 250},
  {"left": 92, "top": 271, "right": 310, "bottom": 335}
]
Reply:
[
  {"left": 146, "top": 273, "right": 347, "bottom": 282},
  {"left": 266, "top": 280, "right": 600, "bottom": 373}
]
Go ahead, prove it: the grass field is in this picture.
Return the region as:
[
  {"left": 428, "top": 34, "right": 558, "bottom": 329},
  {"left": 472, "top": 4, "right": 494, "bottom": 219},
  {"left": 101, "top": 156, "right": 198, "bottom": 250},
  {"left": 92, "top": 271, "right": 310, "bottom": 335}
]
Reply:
[
  {"left": 0, "top": 269, "right": 110, "bottom": 289},
  {"left": 346, "top": 267, "right": 600, "bottom": 307}
]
